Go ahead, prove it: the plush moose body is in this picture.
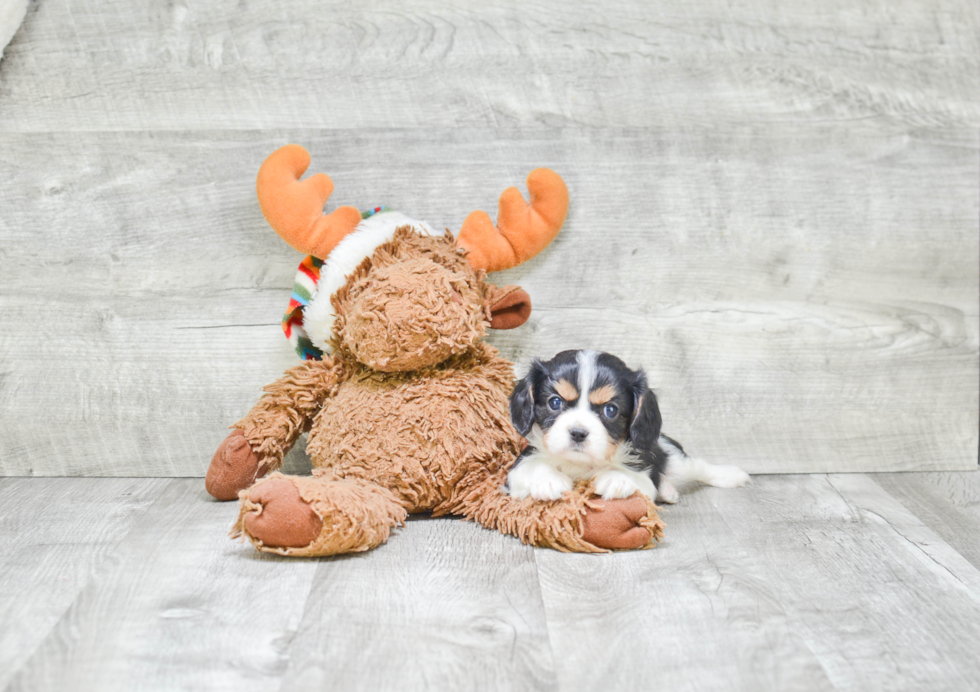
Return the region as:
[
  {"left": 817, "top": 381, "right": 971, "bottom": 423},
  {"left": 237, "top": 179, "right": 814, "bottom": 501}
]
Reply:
[{"left": 205, "top": 145, "right": 663, "bottom": 556}]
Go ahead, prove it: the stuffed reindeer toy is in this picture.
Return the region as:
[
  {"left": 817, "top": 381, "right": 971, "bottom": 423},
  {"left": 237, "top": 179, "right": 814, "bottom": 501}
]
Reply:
[{"left": 205, "top": 145, "right": 664, "bottom": 556}]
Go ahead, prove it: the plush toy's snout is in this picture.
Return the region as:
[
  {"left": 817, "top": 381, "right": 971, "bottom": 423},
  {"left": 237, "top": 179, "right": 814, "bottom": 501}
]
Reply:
[{"left": 338, "top": 253, "right": 534, "bottom": 372}]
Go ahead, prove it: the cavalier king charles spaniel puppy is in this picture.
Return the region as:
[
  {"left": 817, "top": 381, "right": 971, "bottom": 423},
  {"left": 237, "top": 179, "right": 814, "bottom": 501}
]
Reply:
[{"left": 506, "top": 350, "right": 749, "bottom": 503}]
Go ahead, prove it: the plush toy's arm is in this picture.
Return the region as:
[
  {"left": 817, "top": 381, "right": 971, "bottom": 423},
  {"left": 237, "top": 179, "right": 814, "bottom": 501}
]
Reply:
[
  {"left": 449, "top": 461, "right": 664, "bottom": 553},
  {"left": 206, "top": 356, "right": 348, "bottom": 500},
  {"left": 234, "top": 356, "right": 346, "bottom": 464}
]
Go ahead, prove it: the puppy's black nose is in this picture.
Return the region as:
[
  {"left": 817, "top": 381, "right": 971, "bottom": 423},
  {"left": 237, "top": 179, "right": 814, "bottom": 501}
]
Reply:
[{"left": 569, "top": 427, "right": 589, "bottom": 443}]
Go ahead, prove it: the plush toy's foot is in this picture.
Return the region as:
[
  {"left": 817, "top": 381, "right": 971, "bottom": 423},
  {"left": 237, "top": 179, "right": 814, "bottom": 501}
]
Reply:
[
  {"left": 240, "top": 477, "right": 323, "bottom": 548},
  {"left": 232, "top": 472, "right": 408, "bottom": 557},
  {"left": 582, "top": 495, "right": 662, "bottom": 550},
  {"left": 205, "top": 429, "right": 269, "bottom": 501}
]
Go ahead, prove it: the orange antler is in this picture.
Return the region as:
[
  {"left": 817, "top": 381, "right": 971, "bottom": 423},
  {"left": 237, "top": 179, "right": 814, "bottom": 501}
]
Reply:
[
  {"left": 256, "top": 145, "right": 362, "bottom": 258},
  {"left": 456, "top": 168, "right": 569, "bottom": 273}
]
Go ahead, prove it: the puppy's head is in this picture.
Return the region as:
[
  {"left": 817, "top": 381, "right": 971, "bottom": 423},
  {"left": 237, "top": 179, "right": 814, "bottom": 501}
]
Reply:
[{"left": 510, "top": 350, "right": 662, "bottom": 465}]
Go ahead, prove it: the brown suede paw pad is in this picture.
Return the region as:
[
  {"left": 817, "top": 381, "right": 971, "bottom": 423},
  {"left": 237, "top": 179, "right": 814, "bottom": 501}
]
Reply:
[
  {"left": 241, "top": 477, "right": 323, "bottom": 549},
  {"left": 206, "top": 429, "right": 264, "bottom": 501},
  {"left": 581, "top": 495, "right": 656, "bottom": 550}
]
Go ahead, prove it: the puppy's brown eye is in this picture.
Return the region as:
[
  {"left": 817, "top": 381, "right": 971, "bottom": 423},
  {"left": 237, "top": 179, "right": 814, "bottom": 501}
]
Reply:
[
  {"left": 548, "top": 396, "right": 563, "bottom": 411},
  {"left": 603, "top": 403, "right": 618, "bottom": 418}
]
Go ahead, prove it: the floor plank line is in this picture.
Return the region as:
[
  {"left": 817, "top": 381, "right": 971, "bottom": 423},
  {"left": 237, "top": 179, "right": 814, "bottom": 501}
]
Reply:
[
  {"left": 871, "top": 470, "right": 980, "bottom": 572},
  {"left": 827, "top": 473, "right": 980, "bottom": 603}
]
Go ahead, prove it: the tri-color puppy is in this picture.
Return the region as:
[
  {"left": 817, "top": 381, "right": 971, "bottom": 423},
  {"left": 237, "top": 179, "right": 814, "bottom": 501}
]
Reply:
[{"left": 506, "top": 350, "right": 749, "bottom": 504}]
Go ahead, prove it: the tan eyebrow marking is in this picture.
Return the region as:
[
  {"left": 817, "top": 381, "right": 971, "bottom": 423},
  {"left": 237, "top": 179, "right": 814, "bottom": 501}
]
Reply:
[
  {"left": 589, "top": 385, "right": 616, "bottom": 405},
  {"left": 555, "top": 379, "right": 578, "bottom": 401}
]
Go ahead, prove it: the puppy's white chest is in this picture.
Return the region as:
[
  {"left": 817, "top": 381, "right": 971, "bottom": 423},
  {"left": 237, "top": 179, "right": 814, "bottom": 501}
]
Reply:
[{"left": 507, "top": 448, "right": 656, "bottom": 502}]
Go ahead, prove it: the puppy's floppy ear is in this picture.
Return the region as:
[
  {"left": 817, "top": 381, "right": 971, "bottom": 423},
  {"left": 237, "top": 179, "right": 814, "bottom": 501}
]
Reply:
[
  {"left": 509, "top": 359, "right": 542, "bottom": 437},
  {"left": 629, "top": 371, "right": 663, "bottom": 451}
]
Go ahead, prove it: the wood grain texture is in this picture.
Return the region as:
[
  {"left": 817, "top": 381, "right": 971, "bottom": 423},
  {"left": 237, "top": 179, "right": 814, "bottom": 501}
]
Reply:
[
  {"left": 5, "top": 480, "right": 320, "bottom": 692},
  {"left": 0, "top": 0, "right": 27, "bottom": 59},
  {"left": 3, "top": 475, "right": 980, "bottom": 689},
  {"left": 872, "top": 470, "right": 980, "bottom": 571},
  {"left": 539, "top": 491, "right": 836, "bottom": 691},
  {"left": 0, "top": 0, "right": 976, "bottom": 131},
  {"left": 0, "top": 477, "right": 167, "bottom": 692},
  {"left": 536, "top": 474, "right": 980, "bottom": 691},
  {"left": 279, "top": 516, "right": 556, "bottom": 692},
  {"left": 0, "top": 126, "right": 975, "bottom": 475}
]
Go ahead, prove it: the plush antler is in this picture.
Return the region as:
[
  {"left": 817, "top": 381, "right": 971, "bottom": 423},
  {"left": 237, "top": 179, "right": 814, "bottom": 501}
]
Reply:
[
  {"left": 456, "top": 168, "right": 569, "bottom": 273},
  {"left": 256, "top": 145, "right": 363, "bottom": 258}
]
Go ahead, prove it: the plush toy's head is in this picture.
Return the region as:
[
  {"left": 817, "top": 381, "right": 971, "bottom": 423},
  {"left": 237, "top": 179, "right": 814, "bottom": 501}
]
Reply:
[
  {"left": 257, "top": 145, "right": 568, "bottom": 371},
  {"left": 332, "top": 226, "right": 531, "bottom": 371}
]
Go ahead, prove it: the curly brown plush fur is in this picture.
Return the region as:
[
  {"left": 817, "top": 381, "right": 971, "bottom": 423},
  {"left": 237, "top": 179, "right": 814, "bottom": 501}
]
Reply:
[
  {"left": 332, "top": 230, "right": 489, "bottom": 371},
  {"left": 211, "top": 228, "right": 664, "bottom": 555}
]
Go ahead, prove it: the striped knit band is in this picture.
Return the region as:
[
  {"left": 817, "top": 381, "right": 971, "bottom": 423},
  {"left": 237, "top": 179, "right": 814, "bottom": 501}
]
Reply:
[
  {"left": 282, "top": 254, "right": 325, "bottom": 360},
  {"left": 282, "top": 206, "right": 389, "bottom": 360}
]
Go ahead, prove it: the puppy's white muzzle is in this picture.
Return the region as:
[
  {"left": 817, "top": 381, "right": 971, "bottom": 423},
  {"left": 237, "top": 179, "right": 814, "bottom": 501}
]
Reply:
[{"left": 543, "top": 409, "right": 610, "bottom": 463}]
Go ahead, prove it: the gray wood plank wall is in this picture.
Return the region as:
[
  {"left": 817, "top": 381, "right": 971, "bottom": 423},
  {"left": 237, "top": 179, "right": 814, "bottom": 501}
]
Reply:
[{"left": 0, "top": 1, "right": 976, "bottom": 476}]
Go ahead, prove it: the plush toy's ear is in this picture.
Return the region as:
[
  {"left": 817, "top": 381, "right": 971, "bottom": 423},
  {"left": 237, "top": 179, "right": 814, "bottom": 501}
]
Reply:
[
  {"left": 628, "top": 371, "right": 663, "bottom": 452},
  {"left": 485, "top": 285, "right": 531, "bottom": 329},
  {"left": 509, "top": 360, "right": 543, "bottom": 437}
]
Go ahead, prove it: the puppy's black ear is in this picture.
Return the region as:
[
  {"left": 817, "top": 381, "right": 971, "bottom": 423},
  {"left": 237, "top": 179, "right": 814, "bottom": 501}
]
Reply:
[
  {"left": 629, "top": 372, "right": 663, "bottom": 451},
  {"left": 509, "top": 360, "right": 542, "bottom": 437}
]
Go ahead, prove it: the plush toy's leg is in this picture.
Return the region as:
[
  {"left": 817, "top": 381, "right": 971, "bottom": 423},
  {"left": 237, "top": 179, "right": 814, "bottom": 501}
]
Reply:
[
  {"left": 231, "top": 472, "right": 408, "bottom": 557},
  {"left": 451, "top": 469, "right": 664, "bottom": 553},
  {"left": 205, "top": 357, "right": 346, "bottom": 501}
]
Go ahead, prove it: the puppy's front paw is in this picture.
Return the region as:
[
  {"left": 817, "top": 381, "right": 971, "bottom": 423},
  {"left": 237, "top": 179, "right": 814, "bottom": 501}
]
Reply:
[
  {"left": 508, "top": 461, "right": 573, "bottom": 501},
  {"left": 594, "top": 470, "right": 642, "bottom": 500},
  {"left": 657, "top": 479, "right": 680, "bottom": 504},
  {"left": 529, "top": 472, "right": 574, "bottom": 501}
]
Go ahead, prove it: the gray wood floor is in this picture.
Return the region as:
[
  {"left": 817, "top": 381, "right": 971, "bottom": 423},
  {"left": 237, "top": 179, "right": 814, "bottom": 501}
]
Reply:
[
  {"left": 0, "top": 0, "right": 976, "bottom": 476},
  {"left": 2, "top": 472, "right": 979, "bottom": 691}
]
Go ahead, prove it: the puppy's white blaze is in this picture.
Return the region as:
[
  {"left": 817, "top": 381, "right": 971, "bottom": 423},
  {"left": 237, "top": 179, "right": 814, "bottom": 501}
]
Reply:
[
  {"left": 506, "top": 457, "right": 574, "bottom": 501},
  {"left": 661, "top": 436, "right": 750, "bottom": 489},
  {"left": 575, "top": 350, "right": 598, "bottom": 411}
]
